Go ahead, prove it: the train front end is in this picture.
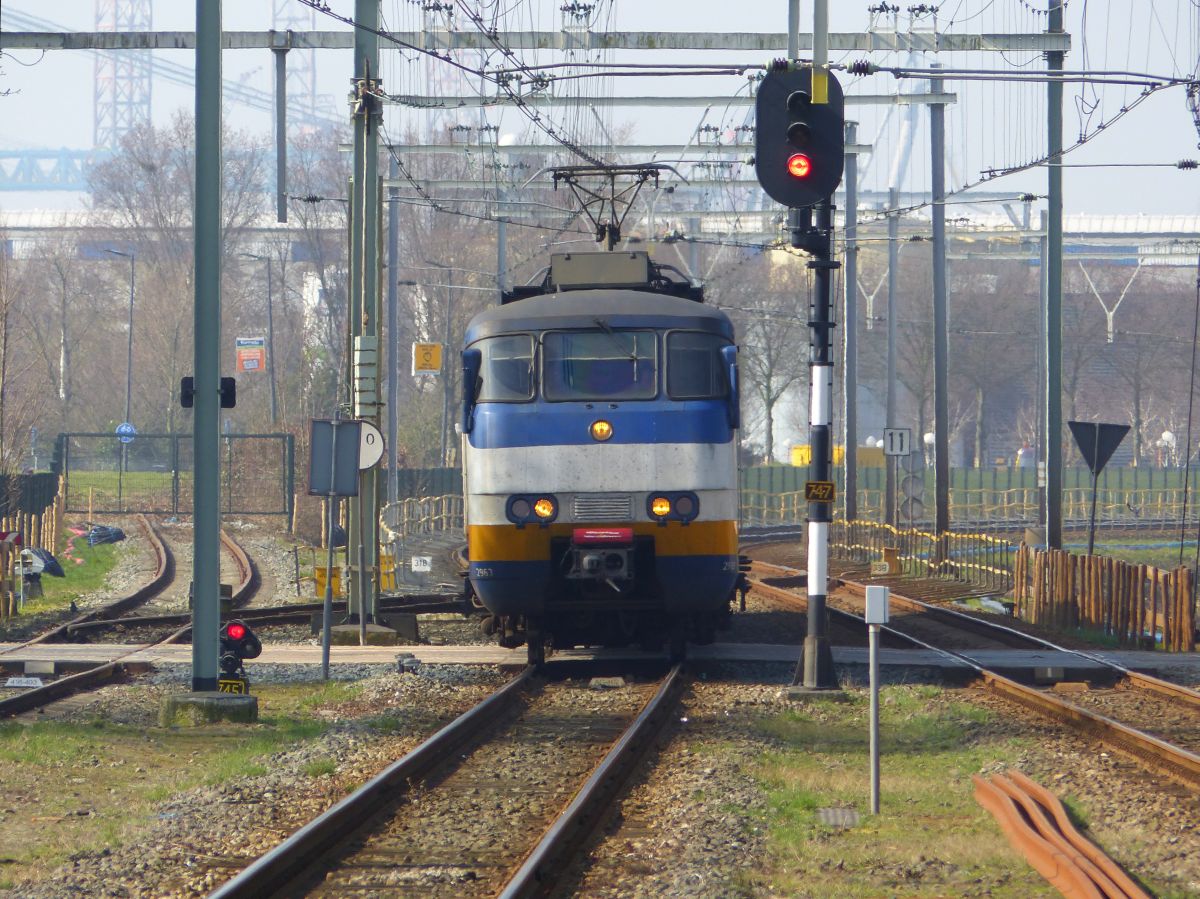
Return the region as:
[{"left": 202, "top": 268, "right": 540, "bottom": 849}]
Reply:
[{"left": 461, "top": 286, "right": 740, "bottom": 661}]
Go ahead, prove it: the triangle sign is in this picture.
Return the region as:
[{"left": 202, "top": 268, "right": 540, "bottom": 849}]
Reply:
[{"left": 1068, "top": 421, "right": 1131, "bottom": 476}]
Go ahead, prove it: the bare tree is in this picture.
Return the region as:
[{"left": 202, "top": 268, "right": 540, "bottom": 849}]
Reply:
[{"left": 709, "top": 250, "right": 809, "bottom": 462}]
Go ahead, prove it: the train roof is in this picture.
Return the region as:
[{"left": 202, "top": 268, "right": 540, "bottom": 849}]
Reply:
[{"left": 464, "top": 289, "right": 735, "bottom": 344}]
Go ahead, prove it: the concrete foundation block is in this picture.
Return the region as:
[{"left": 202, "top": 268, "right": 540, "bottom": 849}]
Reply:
[
  {"left": 330, "top": 623, "right": 399, "bottom": 646},
  {"left": 160, "top": 692, "right": 259, "bottom": 727}
]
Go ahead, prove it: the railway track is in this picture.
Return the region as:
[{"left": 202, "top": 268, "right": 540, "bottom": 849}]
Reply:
[
  {"left": 0, "top": 519, "right": 262, "bottom": 718},
  {"left": 744, "top": 554, "right": 1200, "bottom": 792},
  {"left": 209, "top": 664, "right": 685, "bottom": 898}
]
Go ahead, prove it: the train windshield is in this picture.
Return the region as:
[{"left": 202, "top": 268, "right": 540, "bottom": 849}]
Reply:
[
  {"left": 667, "top": 332, "right": 731, "bottom": 400},
  {"left": 542, "top": 329, "right": 657, "bottom": 401},
  {"left": 476, "top": 334, "right": 535, "bottom": 402}
]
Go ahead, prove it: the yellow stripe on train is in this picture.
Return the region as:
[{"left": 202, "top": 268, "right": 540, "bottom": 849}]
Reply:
[{"left": 467, "top": 521, "right": 738, "bottom": 561}]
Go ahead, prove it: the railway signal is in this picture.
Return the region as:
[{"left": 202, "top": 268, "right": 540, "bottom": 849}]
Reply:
[
  {"left": 218, "top": 619, "right": 262, "bottom": 690},
  {"left": 753, "top": 64, "right": 845, "bottom": 208}
]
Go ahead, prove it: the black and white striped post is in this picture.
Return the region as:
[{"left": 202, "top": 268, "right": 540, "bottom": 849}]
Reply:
[{"left": 792, "top": 199, "right": 840, "bottom": 692}]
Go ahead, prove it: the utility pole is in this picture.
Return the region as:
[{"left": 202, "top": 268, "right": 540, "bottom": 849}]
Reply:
[
  {"left": 191, "top": 0, "right": 221, "bottom": 692},
  {"left": 439, "top": 268, "right": 453, "bottom": 466},
  {"left": 265, "top": 256, "right": 278, "bottom": 425},
  {"left": 843, "top": 121, "right": 858, "bottom": 521},
  {"left": 1045, "top": 0, "right": 1065, "bottom": 550},
  {"left": 346, "top": 0, "right": 382, "bottom": 629},
  {"left": 387, "top": 154, "right": 399, "bottom": 508},
  {"left": 930, "top": 66, "right": 950, "bottom": 534},
  {"left": 885, "top": 186, "right": 898, "bottom": 526}
]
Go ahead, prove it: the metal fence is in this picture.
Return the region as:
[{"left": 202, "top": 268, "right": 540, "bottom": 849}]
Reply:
[
  {"left": 61, "top": 432, "right": 294, "bottom": 517},
  {"left": 740, "top": 463, "right": 1200, "bottom": 527},
  {"left": 380, "top": 495, "right": 464, "bottom": 541},
  {"left": 831, "top": 519, "right": 1015, "bottom": 594}
]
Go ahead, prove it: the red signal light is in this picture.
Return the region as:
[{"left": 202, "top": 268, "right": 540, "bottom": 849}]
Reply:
[
  {"left": 226, "top": 622, "right": 247, "bottom": 641},
  {"left": 787, "top": 153, "right": 812, "bottom": 178}
]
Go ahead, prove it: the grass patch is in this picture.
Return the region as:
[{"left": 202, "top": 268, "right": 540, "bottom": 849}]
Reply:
[
  {"left": 748, "top": 686, "right": 1057, "bottom": 898},
  {"left": 303, "top": 758, "right": 338, "bottom": 778},
  {"left": 18, "top": 533, "right": 122, "bottom": 616},
  {"left": 0, "top": 682, "right": 345, "bottom": 890}
]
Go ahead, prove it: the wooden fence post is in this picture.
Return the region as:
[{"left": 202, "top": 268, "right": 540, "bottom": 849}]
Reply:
[{"left": 1184, "top": 567, "right": 1196, "bottom": 652}]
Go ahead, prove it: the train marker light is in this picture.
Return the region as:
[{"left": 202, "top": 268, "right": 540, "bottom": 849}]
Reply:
[
  {"left": 787, "top": 154, "right": 812, "bottom": 178},
  {"left": 533, "top": 498, "right": 556, "bottom": 519},
  {"left": 650, "top": 497, "right": 672, "bottom": 518},
  {"left": 590, "top": 420, "right": 613, "bottom": 441}
]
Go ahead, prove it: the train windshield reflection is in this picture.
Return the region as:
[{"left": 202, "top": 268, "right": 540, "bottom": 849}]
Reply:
[
  {"left": 476, "top": 334, "right": 535, "bottom": 402},
  {"left": 543, "top": 329, "right": 657, "bottom": 401}
]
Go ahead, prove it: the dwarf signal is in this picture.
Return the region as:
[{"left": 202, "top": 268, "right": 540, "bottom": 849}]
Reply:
[{"left": 219, "top": 619, "right": 262, "bottom": 678}]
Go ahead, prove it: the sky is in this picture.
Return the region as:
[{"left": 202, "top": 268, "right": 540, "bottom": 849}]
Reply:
[{"left": 0, "top": 0, "right": 1199, "bottom": 217}]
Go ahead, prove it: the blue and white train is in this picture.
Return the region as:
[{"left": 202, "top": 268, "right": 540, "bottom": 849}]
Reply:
[{"left": 459, "top": 252, "right": 742, "bottom": 664}]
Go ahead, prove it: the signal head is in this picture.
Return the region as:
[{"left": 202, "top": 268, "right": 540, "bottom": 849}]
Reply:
[
  {"left": 219, "top": 619, "right": 262, "bottom": 676},
  {"left": 753, "top": 68, "right": 844, "bottom": 208}
]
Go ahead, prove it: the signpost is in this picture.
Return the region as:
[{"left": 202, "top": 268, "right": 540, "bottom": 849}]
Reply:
[
  {"left": 308, "top": 418, "right": 362, "bottom": 679},
  {"left": 1067, "top": 421, "right": 1130, "bottom": 555},
  {"left": 114, "top": 422, "right": 136, "bottom": 512},
  {"left": 865, "top": 585, "right": 889, "bottom": 814}
]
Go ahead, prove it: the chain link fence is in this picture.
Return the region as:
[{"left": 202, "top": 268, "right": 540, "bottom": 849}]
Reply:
[{"left": 61, "top": 432, "right": 294, "bottom": 517}]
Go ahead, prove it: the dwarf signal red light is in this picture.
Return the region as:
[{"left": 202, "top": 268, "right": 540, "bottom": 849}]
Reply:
[
  {"left": 787, "top": 153, "right": 812, "bottom": 178},
  {"left": 226, "top": 622, "right": 246, "bottom": 641}
]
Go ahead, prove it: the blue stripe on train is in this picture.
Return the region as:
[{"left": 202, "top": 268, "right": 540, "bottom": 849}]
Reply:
[
  {"left": 469, "top": 555, "right": 738, "bottom": 617},
  {"left": 468, "top": 401, "right": 732, "bottom": 449}
]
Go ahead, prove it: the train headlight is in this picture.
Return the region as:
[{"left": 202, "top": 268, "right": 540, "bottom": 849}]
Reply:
[
  {"left": 590, "top": 420, "right": 613, "bottom": 441},
  {"left": 506, "top": 495, "right": 557, "bottom": 525},
  {"left": 646, "top": 492, "right": 700, "bottom": 523}
]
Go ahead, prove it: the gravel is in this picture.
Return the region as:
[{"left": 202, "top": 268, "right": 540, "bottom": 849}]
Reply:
[{"left": 1, "top": 664, "right": 510, "bottom": 899}]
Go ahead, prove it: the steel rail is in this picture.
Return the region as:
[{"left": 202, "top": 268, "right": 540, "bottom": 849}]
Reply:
[
  {"left": 0, "top": 525, "right": 265, "bottom": 715},
  {"left": 745, "top": 568, "right": 1200, "bottom": 791},
  {"left": 980, "top": 671, "right": 1200, "bottom": 791},
  {"left": 62, "top": 596, "right": 466, "bottom": 635},
  {"left": 1000, "top": 770, "right": 1150, "bottom": 898},
  {"left": 208, "top": 667, "right": 535, "bottom": 899},
  {"left": 974, "top": 773, "right": 1139, "bottom": 899},
  {"left": 752, "top": 557, "right": 1200, "bottom": 708},
  {"left": 498, "top": 664, "right": 686, "bottom": 898},
  {"left": 0, "top": 661, "right": 128, "bottom": 718},
  {"left": 219, "top": 528, "right": 258, "bottom": 607},
  {"left": 15, "top": 514, "right": 174, "bottom": 648}
]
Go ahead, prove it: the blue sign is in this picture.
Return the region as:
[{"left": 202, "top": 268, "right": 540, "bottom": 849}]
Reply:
[{"left": 115, "top": 422, "right": 137, "bottom": 444}]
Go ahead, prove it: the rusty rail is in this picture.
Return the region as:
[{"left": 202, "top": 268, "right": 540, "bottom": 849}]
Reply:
[{"left": 974, "top": 770, "right": 1149, "bottom": 898}]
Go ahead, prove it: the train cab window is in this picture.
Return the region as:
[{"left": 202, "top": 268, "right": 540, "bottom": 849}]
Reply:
[
  {"left": 667, "top": 332, "right": 731, "bottom": 400},
  {"left": 476, "top": 335, "right": 535, "bottom": 402},
  {"left": 543, "top": 329, "right": 657, "bottom": 401}
]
